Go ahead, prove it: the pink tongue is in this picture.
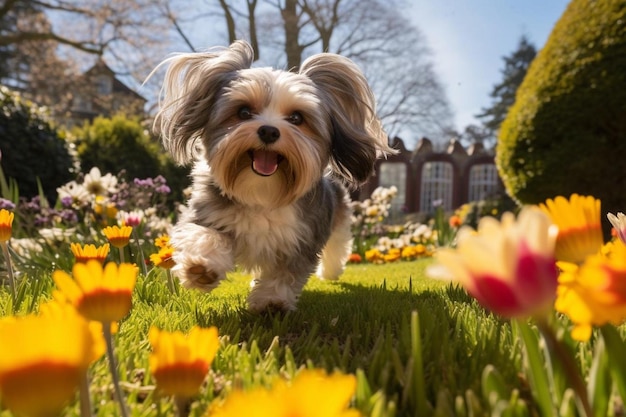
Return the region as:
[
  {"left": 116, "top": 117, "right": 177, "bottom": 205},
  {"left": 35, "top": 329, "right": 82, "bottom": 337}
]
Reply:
[{"left": 251, "top": 150, "right": 279, "bottom": 176}]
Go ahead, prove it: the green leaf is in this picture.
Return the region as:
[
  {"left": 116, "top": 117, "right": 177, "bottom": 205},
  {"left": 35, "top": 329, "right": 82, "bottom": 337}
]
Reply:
[
  {"left": 481, "top": 364, "right": 510, "bottom": 408},
  {"left": 513, "top": 319, "right": 556, "bottom": 417},
  {"left": 587, "top": 336, "right": 610, "bottom": 416},
  {"left": 600, "top": 325, "right": 626, "bottom": 403}
]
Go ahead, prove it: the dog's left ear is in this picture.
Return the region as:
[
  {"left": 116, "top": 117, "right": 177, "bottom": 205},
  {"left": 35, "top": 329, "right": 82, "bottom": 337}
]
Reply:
[{"left": 300, "top": 54, "right": 395, "bottom": 188}]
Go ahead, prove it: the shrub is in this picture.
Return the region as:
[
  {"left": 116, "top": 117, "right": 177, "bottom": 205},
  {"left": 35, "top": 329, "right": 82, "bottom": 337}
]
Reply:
[
  {"left": 73, "top": 115, "right": 190, "bottom": 203},
  {"left": 0, "top": 86, "right": 75, "bottom": 202},
  {"left": 496, "top": 0, "right": 626, "bottom": 232},
  {"left": 74, "top": 115, "right": 162, "bottom": 181}
]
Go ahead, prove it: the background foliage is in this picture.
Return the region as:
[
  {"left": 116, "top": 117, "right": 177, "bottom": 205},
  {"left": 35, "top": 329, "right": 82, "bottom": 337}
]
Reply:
[
  {"left": 496, "top": 0, "right": 626, "bottom": 234},
  {"left": 0, "top": 86, "right": 75, "bottom": 202}
]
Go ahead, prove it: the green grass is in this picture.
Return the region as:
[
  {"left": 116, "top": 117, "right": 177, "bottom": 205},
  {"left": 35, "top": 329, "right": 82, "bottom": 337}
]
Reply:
[{"left": 0, "top": 259, "right": 529, "bottom": 417}]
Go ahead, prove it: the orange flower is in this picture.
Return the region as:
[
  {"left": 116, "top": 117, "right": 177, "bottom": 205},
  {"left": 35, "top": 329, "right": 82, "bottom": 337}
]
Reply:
[
  {"left": 0, "top": 302, "right": 100, "bottom": 417},
  {"left": 539, "top": 194, "right": 603, "bottom": 265},
  {"left": 53, "top": 260, "right": 137, "bottom": 323},
  {"left": 448, "top": 215, "right": 462, "bottom": 228},
  {"left": 149, "top": 326, "right": 219, "bottom": 397},
  {"left": 102, "top": 225, "right": 133, "bottom": 248},
  {"left": 556, "top": 240, "right": 626, "bottom": 341},
  {"left": 0, "top": 209, "right": 14, "bottom": 242},
  {"left": 71, "top": 242, "right": 110, "bottom": 264},
  {"left": 150, "top": 246, "right": 175, "bottom": 269},
  {"left": 347, "top": 253, "right": 362, "bottom": 263},
  {"left": 155, "top": 235, "right": 171, "bottom": 249}
]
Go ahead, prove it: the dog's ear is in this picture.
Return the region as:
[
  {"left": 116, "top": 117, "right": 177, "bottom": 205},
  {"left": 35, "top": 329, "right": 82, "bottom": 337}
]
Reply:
[
  {"left": 299, "top": 54, "right": 395, "bottom": 188},
  {"left": 151, "top": 40, "right": 254, "bottom": 164}
]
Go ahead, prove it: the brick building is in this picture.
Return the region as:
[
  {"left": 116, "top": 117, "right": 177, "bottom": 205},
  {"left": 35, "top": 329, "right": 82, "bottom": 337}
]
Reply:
[{"left": 358, "top": 137, "right": 504, "bottom": 219}]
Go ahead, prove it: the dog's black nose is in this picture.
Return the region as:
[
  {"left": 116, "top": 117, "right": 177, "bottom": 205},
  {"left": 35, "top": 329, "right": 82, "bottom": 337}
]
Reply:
[{"left": 257, "top": 125, "right": 280, "bottom": 144}]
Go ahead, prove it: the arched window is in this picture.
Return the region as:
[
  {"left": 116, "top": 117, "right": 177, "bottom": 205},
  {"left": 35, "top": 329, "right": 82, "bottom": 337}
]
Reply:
[
  {"left": 468, "top": 164, "right": 499, "bottom": 202},
  {"left": 420, "top": 161, "right": 453, "bottom": 212},
  {"left": 378, "top": 162, "right": 407, "bottom": 218}
]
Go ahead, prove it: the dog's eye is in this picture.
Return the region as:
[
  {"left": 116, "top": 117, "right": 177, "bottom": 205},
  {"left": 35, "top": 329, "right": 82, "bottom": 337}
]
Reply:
[
  {"left": 238, "top": 106, "right": 253, "bottom": 120},
  {"left": 287, "top": 111, "right": 303, "bottom": 125}
]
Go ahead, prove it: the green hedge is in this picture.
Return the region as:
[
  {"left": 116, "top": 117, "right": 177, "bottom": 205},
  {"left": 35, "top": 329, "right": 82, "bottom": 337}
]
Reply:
[
  {"left": 497, "top": 0, "right": 626, "bottom": 227},
  {"left": 0, "top": 86, "right": 75, "bottom": 202}
]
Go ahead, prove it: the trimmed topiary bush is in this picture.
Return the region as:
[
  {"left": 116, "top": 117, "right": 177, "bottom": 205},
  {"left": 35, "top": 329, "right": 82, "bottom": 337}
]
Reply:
[
  {"left": 0, "top": 86, "right": 75, "bottom": 202},
  {"left": 496, "top": 0, "right": 626, "bottom": 229}
]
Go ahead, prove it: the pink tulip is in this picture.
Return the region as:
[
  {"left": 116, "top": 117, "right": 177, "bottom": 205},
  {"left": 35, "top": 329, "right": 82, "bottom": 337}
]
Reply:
[{"left": 433, "top": 206, "right": 558, "bottom": 318}]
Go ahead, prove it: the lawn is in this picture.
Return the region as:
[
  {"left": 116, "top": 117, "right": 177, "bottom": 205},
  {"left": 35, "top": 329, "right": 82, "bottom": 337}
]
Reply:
[{"left": 1, "top": 258, "right": 526, "bottom": 417}]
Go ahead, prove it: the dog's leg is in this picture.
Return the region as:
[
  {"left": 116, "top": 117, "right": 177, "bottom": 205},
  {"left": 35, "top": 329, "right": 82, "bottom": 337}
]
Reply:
[
  {"left": 170, "top": 222, "right": 234, "bottom": 291},
  {"left": 247, "top": 260, "right": 314, "bottom": 313},
  {"left": 317, "top": 200, "right": 353, "bottom": 281}
]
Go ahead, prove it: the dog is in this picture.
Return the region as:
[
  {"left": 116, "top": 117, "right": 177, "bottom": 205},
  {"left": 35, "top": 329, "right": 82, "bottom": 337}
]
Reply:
[{"left": 152, "top": 40, "right": 394, "bottom": 312}]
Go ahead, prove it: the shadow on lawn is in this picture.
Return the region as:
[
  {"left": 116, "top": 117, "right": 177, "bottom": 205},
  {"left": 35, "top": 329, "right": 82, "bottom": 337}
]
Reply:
[{"left": 195, "top": 279, "right": 520, "bottom": 410}]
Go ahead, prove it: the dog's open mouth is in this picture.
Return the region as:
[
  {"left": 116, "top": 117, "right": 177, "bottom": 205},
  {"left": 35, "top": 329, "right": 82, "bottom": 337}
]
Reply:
[{"left": 249, "top": 150, "right": 284, "bottom": 176}]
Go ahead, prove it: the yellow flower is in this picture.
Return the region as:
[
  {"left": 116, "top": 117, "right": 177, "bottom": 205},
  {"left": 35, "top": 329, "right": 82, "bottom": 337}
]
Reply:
[
  {"left": 150, "top": 246, "right": 175, "bottom": 269},
  {"left": 383, "top": 248, "right": 401, "bottom": 263},
  {"left": 209, "top": 369, "right": 360, "bottom": 417},
  {"left": 149, "top": 326, "right": 219, "bottom": 397},
  {"left": 555, "top": 239, "right": 626, "bottom": 341},
  {"left": 365, "top": 248, "right": 383, "bottom": 263},
  {"left": 539, "top": 194, "right": 603, "bottom": 265},
  {"left": 53, "top": 260, "right": 138, "bottom": 323},
  {"left": 0, "top": 209, "right": 14, "bottom": 242},
  {"left": 433, "top": 206, "right": 558, "bottom": 319},
  {"left": 0, "top": 303, "right": 99, "bottom": 417},
  {"left": 94, "top": 195, "right": 118, "bottom": 220},
  {"left": 155, "top": 235, "right": 171, "bottom": 249},
  {"left": 71, "top": 242, "right": 110, "bottom": 264},
  {"left": 102, "top": 225, "right": 133, "bottom": 248}
]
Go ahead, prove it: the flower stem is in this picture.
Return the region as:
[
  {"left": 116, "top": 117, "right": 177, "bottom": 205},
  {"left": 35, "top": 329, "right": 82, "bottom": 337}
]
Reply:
[
  {"left": 536, "top": 318, "right": 593, "bottom": 417},
  {"left": 174, "top": 395, "right": 189, "bottom": 417},
  {"left": 79, "top": 371, "right": 92, "bottom": 417},
  {"left": 118, "top": 247, "right": 126, "bottom": 264},
  {"left": 1, "top": 241, "right": 16, "bottom": 310},
  {"left": 166, "top": 269, "right": 178, "bottom": 295},
  {"left": 133, "top": 230, "right": 147, "bottom": 276},
  {"left": 103, "top": 322, "right": 129, "bottom": 417}
]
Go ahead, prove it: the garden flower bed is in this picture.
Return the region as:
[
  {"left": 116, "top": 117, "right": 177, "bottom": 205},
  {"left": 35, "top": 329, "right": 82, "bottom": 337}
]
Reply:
[{"left": 0, "top": 169, "right": 625, "bottom": 417}]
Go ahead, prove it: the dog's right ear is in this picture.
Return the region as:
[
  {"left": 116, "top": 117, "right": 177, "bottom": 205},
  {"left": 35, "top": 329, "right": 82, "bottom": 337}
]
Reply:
[{"left": 150, "top": 40, "right": 254, "bottom": 164}]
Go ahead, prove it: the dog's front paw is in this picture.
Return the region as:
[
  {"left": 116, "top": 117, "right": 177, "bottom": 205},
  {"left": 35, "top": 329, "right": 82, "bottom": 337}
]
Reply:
[
  {"left": 172, "top": 254, "right": 228, "bottom": 291},
  {"left": 247, "top": 279, "right": 298, "bottom": 313}
]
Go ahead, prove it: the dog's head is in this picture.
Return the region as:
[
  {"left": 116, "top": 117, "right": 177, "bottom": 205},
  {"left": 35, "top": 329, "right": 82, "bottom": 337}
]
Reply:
[{"left": 153, "top": 40, "right": 393, "bottom": 207}]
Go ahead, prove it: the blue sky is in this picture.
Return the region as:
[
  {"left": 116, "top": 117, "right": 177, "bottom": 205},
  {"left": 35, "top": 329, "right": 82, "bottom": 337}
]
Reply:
[{"left": 408, "top": 0, "right": 571, "bottom": 132}]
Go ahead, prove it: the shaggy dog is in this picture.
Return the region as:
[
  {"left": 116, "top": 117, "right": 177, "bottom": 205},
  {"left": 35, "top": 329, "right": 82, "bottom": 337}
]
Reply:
[{"left": 152, "top": 40, "right": 393, "bottom": 312}]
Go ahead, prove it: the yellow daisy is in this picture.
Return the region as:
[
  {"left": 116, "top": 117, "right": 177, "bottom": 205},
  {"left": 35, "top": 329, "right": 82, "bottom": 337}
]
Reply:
[
  {"left": 0, "top": 302, "right": 99, "bottom": 417},
  {"left": 0, "top": 209, "right": 14, "bottom": 242},
  {"left": 71, "top": 242, "right": 110, "bottom": 264},
  {"left": 53, "top": 260, "right": 138, "bottom": 323},
  {"left": 149, "top": 326, "right": 219, "bottom": 397},
  {"left": 539, "top": 194, "right": 603, "bottom": 265},
  {"left": 150, "top": 246, "right": 175, "bottom": 270},
  {"left": 102, "top": 225, "right": 133, "bottom": 249},
  {"left": 555, "top": 239, "right": 626, "bottom": 341},
  {"left": 155, "top": 235, "right": 171, "bottom": 249},
  {"left": 209, "top": 369, "right": 360, "bottom": 417}
]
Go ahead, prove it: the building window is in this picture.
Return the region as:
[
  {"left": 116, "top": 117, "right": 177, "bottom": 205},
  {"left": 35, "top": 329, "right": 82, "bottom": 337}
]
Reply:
[
  {"left": 378, "top": 162, "right": 407, "bottom": 219},
  {"left": 96, "top": 75, "right": 112, "bottom": 95},
  {"left": 468, "top": 164, "right": 499, "bottom": 202},
  {"left": 420, "top": 161, "right": 453, "bottom": 212}
]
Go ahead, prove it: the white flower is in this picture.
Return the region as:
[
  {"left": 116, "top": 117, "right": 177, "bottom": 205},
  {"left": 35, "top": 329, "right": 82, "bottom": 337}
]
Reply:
[
  {"left": 83, "top": 167, "right": 118, "bottom": 196},
  {"left": 39, "top": 227, "right": 77, "bottom": 244},
  {"left": 607, "top": 212, "right": 626, "bottom": 244},
  {"left": 117, "top": 210, "right": 144, "bottom": 227},
  {"left": 57, "top": 181, "right": 90, "bottom": 207}
]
